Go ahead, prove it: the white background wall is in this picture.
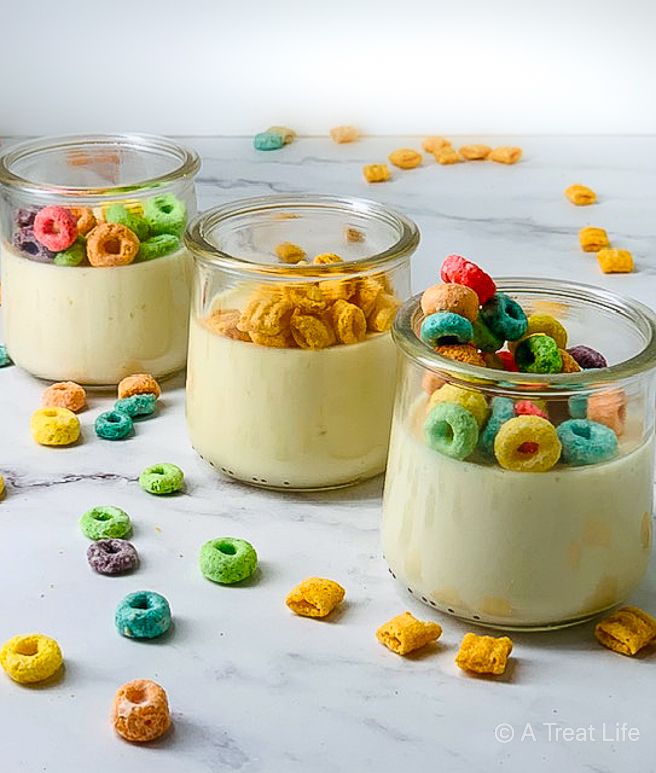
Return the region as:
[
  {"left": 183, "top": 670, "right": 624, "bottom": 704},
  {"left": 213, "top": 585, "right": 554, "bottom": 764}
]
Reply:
[{"left": 1, "top": 0, "right": 654, "bottom": 136}]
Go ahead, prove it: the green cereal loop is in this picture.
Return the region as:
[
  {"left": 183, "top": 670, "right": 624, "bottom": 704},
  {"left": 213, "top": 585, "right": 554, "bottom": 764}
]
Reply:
[
  {"left": 115, "top": 393, "right": 158, "bottom": 418},
  {"left": 137, "top": 234, "right": 180, "bottom": 261},
  {"left": 104, "top": 204, "right": 150, "bottom": 241},
  {"left": 139, "top": 463, "right": 184, "bottom": 495},
  {"left": 423, "top": 401, "right": 479, "bottom": 460},
  {"left": 144, "top": 194, "right": 187, "bottom": 236},
  {"left": 199, "top": 537, "right": 258, "bottom": 584},
  {"left": 515, "top": 334, "right": 563, "bottom": 373},
  {"left": 80, "top": 505, "right": 131, "bottom": 540},
  {"left": 54, "top": 237, "right": 86, "bottom": 266}
]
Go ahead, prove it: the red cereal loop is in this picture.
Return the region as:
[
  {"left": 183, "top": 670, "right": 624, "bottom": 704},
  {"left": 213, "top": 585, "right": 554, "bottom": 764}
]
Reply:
[
  {"left": 496, "top": 350, "right": 519, "bottom": 372},
  {"left": 440, "top": 254, "right": 496, "bottom": 304},
  {"left": 515, "top": 400, "right": 548, "bottom": 419},
  {"left": 33, "top": 206, "right": 78, "bottom": 251}
]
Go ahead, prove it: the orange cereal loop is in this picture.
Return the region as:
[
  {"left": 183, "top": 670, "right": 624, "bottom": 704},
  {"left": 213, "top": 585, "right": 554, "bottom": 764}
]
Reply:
[
  {"left": 597, "top": 248, "right": 634, "bottom": 274},
  {"left": 363, "top": 164, "right": 391, "bottom": 183},
  {"left": 420, "top": 283, "right": 479, "bottom": 322},
  {"left": 594, "top": 606, "right": 656, "bottom": 656},
  {"left": 488, "top": 146, "right": 522, "bottom": 164},
  {"left": 69, "top": 207, "right": 96, "bottom": 235},
  {"left": 86, "top": 222, "right": 139, "bottom": 267},
  {"left": 313, "top": 252, "right": 343, "bottom": 265},
  {"left": 275, "top": 242, "right": 306, "bottom": 263},
  {"left": 352, "top": 277, "right": 383, "bottom": 317},
  {"left": 112, "top": 679, "right": 171, "bottom": 743},
  {"left": 376, "top": 612, "right": 442, "bottom": 656},
  {"left": 290, "top": 311, "right": 335, "bottom": 349},
  {"left": 579, "top": 226, "right": 609, "bottom": 252},
  {"left": 434, "top": 147, "right": 463, "bottom": 165},
  {"left": 205, "top": 309, "right": 251, "bottom": 342},
  {"left": 436, "top": 344, "right": 486, "bottom": 367},
  {"left": 459, "top": 144, "right": 492, "bottom": 160},
  {"left": 587, "top": 389, "right": 626, "bottom": 435},
  {"left": 238, "top": 293, "right": 294, "bottom": 336},
  {"left": 345, "top": 226, "right": 365, "bottom": 243},
  {"left": 330, "top": 299, "right": 367, "bottom": 344},
  {"left": 388, "top": 148, "right": 422, "bottom": 169},
  {"left": 559, "top": 349, "right": 581, "bottom": 373},
  {"left": 422, "top": 136, "right": 451, "bottom": 153},
  {"left": 42, "top": 382, "right": 87, "bottom": 413},
  {"left": 117, "top": 373, "right": 161, "bottom": 400},
  {"left": 565, "top": 184, "right": 597, "bottom": 205},
  {"left": 286, "top": 284, "right": 327, "bottom": 314},
  {"left": 455, "top": 633, "right": 513, "bottom": 675},
  {"left": 330, "top": 125, "right": 359, "bottom": 143},
  {"left": 367, "top": 293, "right": 399, "bottom": 333}
]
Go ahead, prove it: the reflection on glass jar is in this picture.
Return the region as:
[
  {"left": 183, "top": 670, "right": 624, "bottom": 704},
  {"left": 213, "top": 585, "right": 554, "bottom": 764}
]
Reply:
[
  {"left": 184, "top": 195, "right": 419, "bottom": 490},
  {"left": 382, "top": 279, "right": 656, "bottom": 630},
  {"left": 0, "top": 134, "right": 200, "bottom": 385}
]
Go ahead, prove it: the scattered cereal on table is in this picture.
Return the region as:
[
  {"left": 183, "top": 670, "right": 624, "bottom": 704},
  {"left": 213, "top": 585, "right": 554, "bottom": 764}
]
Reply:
[
  {"left": 253, "top": 131, "right": 285, "bottom": 151},
  {"left": 112, "top": 679, "right": 171, "bottom": 743},
  {"left": 115, "top": 591, "right": 171, "bottom": 640},
  {"left": 95, "top": 410, "right": 133, "bottom": 441},
  {"left": 115, "top": 393, "right": 158, "bottom": 418},
  {"left": 87, "top": 539, "right": 139, "bottom": 575},
  {"left": 286, "top": 577, "right": 345, "bottom": 618},
  {"left": 488, "top": 146, "right": 522, "bottom": 164},
  {"left": 595, "top": 606, "right": 656, "bottom": 656},
  {"left": 1, "top": 634, "right": 63, "bottom": 683},
  {"left": 41, "top": 381, "right": 87, "bottom": 413},
  {"left": 30, "top": 407, "right": 80, "bottom": 446},
  {"left": 0, "top": 344, "right": 12, "bottom": 367},
  {"left": 434, "top": 147, "right": 463, "bottom": 165},
  {"left": 388, "top": 148, "right": 423, "bottom": 169},
  {"left": 579, "top": 226, "right": 609, "bottom": 252},
  {"left": 199, "top": 537, "right": 258, "bottom": 584},
  {"left": 376, "top": 611, "right": 442, "bottom": 655},
  {"left": 459, "top": 144, "right": 492, "bottom": 161},
  {"left": 267, "top": 126, "right": 296, "bottom": 145},
  {"left": 139, "top": 463, "right": 184, "bottom": 495},
  {"left": 80, "top": 505, "right": 132, "bottom": 540},
  {"left": 118, "top": 373, "right": 161, "bottom": 400},
  {"left": 363, "top": 163, "right": 391, "bottom": 183},
  {"left": 455, "top": 632, "right": 513, "bottom": 675},
  {"left": 597, "top": 248, "right": 634, "bottom": 274},
  {"left": 330, "top": 125, "right": 359, "bottom": 143},
  {"left": 565, "top": 184, "right": 597, "bottom": 206},
  {"left": 0, "top": 474, "right": 5, "bottom": 500},
  {"left": 422, "top": 136, "right": 451, "bottom": 153}
]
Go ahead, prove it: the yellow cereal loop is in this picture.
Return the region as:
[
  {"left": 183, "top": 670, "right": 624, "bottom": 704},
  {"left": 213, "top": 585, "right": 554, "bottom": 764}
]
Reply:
[
  {"left": 330, "top": 125, "right": 360, "bottom": 143},
  {"left": 363, "top": 164, "right": 391, "bottom": 183},
  {"left": 455, "top": 633, "right": 513, "bottom": 675},
  {"left": 597, "top": 248, "right": 634, "bottom": 274},
  {"left": 595, "top": 606, "right": 656, "bottom": 656},
  {"left": 376, "top": 612, "right": 442, "bottom": 655},
  {"left": 30, "top": 407, "right": 80, "bottom": 447},
  {"left": 428, "top": 384, "right": 489, "bottom": 428},
  {"left": 422, "top": 136, "right": 451, "bottom": 153},
  {"left": 565, "top": 184, "right": 597, "bottom": 205},
  {"left": 494, "top": 415, "right": 561, "bottom": 472},
  {"left": 488, "top": 146, "right": 522, "bottom": 164},
  {"left": 434, "top": 147, "right": 463, "bottom": 165},
  {"left": 330, "top": 299, "right": 367, "bottom": 344},
  {"left": 0, "top": 634, "right": 63, "bottom": 683},
  {"left": 275, "top": 242, "right": 306, "bottom": 263},
  {"left": 579, "top": 226, "right": 609, "bottom": 252},
  {"left": 388, "top": 148, "right": 423, "bottom": 169},
  {"left": 459, "top": 144, "right": 492, "bottom": 160},
  {"left": 510, "top": 314, "right": 568, "bottom": 353},
  {"left": 286, "top": 577, "right": 345, "bottom": 618}
]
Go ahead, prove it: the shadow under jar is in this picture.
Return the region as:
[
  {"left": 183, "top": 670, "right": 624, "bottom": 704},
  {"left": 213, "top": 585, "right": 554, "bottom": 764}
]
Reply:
[
  {"left": 382, "top": 279, "right": 656, "bottom": 631},
  {"left": 0, "top": 134, "right": 200, "bottom": 385},
  {"left": 184, "top": 194, "right": 419, "bottom": 490}
]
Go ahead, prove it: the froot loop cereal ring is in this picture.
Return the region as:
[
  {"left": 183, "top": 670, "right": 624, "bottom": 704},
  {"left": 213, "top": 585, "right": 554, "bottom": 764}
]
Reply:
[
  {"left": 254, "top": 131, "right": 285, "bottom": 151},
  {"left": 376, "top": 612, "right": 442, "bottom": 656},
  {"left": 568, "top": 394, "right": 588, "bottom": 419},
  {"left": 0, "top": 634, "right": 63, "bottom": 684},
  {"left": 54, "top": 238, "right": 86, "bottom": 267},
  {"left": 286, "top": 577, "right": 345, "bottom": 619},
  {"left": 144, "top": 194, "right": 187, "bottom": 237},
  {"left": 42, "top": 381, "right": 86, "bottom": 413},
  {"left": 275, "top": 242, "right": 306, "bottom": 263},
  {"left": 421, "top": 371, "right": 446, "bottom": 394},
  {"left": 137, "top": 234, "right": 180, "bottom": 261},
  {"left": 556, "top": 418, "right": 618, "bottom": 466},
  {"left": 112, "top": 679, "right": 171, "bottom": 743},
  {"left": 363, "top": 163, "right": 391, "bottom": 183},
  {"left": 514, "top": 314, "right": 567, "bottom": 351},
  {"left": 455, "top": 633, "right": 513, "bottom": 675},
  {"left": 115, "top": 393, "right": 158, "bottom": 418},
  {"left": 428, "top": 384, "right": 489, "bottom": 428},
  {"left": 514, "top": 334, "right": 562, "bottom": 374},
  {"left": 434, "top": 147, "right": 462, "bottom": 164},
  {"left": 105, "top": 204, "right": 149, "bottom": 241},
  {"left": 15, "top": 207, "right": 38, "bottom": 227},
  {"left": 436, "top": 343, "right": 486, "bottom": 367},
  {"left": 87, "top": 539, "right": 139, "bottom": 575},
  {"left": 514, "top": 400, "right": 548, "bottom": 420},
  {"left": 458, "top": 144, "right": 492, "bottom": 160},
  {"left": 488, "top": 146, "right": 522, "bottom": 164},
  {"left": 565, "top": 184, "right": 597, "bottom": 205},
  {"left": 472, "top": 315, "right": 503, "bottom": 353},
  {"left": 478, "top": 396, "right": 515, "bottom": 457},
  {"left": 494, "top": 415, "right": 562, "bottom": 472},
  {"left": 587, "top": 389, "right": 626, "bottom": 435},
  {"left": 118, "top": 373, "right": 161, "bottom": 399},
  {"left": 80, "top": 505, "right": 132, "bottom": 540},
  {"left": 594, "top": 606, "right": 656, "bottom": 656},
  {"left": 481, "top": 292, "right": 528, "bottom": 342},
  {"left": 388, "top": 148, "right": 422, "bottom": 169},
  {"left": 495, "top": 350, "right": 518, "bottom": 372},
  {"left": 33, "top": 206, "right": 78, "bottom": 251},
  {"left": 579, "top": 226, "right": 609, "bottom": 253},
  {"left": 420, "top": 283, "right": 479, "bottom": 322},
  {"left": 86, "top": 222, "right": 140, "bottom": 267},
  {"left": 422, "top": 136, "right": 451, "bottom": 153},
  {"left": 115, "top": 591, "right": 171, "bottom": 640},
  {"left": 199, "top": 537, "right": 258, "bottom": 585},
  {"left": 566, "top": 345, "right": 607, "bottom": 369},
  {"left": 330, "top": 125, "right": 360, "bottom": 143},
  {"left": 95, "top": 410, "right": 133, "bottom": 441},
  {"left": 559, "top": 349, "right": 581, "bottom": 373},
  {"left": 69, "top": 207, "right": 96, "bottom": 235},
  {"left": 139, "top": 463, "right": 184, "bottom": 495},
  {"left": 424, "top": 401, "right": 479, "bottom": 460},
  {"left": 440, "top": 254, "right": 496, "bottom": 304},
  {"left": 267, "top": 125, "right": 296, "bottom": 144},
  {"left": 0, "top": 345, "right": 12, "bottom": 368},
  {"left": 30, "top": 407, "right": 80, "bottom": 446},
  {"left": 13, "top": 225, "right": 54, "bottom": 261},
  {"left": 597, "top": 248, "right": 634, "bottom": 274},
  {"left": 420, "top": 312, "right": 473, "bottom": 347}
]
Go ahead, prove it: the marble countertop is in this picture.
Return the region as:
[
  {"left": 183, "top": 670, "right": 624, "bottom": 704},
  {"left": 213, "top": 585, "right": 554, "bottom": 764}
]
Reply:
[{"left": 1, "top": 136, "right": 655, "bottom": 773}]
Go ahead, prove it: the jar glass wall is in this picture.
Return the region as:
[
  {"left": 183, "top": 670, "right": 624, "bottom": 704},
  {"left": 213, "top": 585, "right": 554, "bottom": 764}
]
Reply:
[
  {"left": 382, "top": 279, "right": 656, "bottom": 630},
  {"left": 185, "top": 194, "right": 419, "bottom": 490},
  {"left": 0, "top": 134, "right": 200, "bottom": 385}
]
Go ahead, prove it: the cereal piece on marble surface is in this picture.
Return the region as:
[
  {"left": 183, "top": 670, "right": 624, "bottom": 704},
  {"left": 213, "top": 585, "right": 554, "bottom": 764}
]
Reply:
[{"left": 376, "top": 611, "right": 442, "bottom": 655}]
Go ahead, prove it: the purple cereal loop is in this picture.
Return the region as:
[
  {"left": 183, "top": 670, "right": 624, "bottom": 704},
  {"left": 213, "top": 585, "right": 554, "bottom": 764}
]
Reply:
[
  {"left": 12, "top": 225, "right": 54, "bottom": 262},
  {"left": 14, "top": 207, "right": 39, "bottom": 227},
  {"left": 566, "top": 345, "right": 608, "bottom": 369},
  {"left": 86, "top": 539, "right": 139, "bottom": 575}
]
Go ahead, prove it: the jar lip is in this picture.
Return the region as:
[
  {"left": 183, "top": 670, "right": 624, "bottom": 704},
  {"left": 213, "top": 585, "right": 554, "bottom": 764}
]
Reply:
[
  {"left": 184, "top": 194, "right": 420, "bottom": 277},
  {"left": 393, "top": 278, "right": 656, "bottom": 396},
  {"left": 0, "top": 133, "right": 200, "bottom": 198}
]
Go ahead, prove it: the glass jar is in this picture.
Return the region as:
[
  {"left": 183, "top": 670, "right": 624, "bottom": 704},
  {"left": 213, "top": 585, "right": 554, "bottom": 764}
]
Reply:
[
  {"left": 185, "top": 194, "right": 419, "bottom": 490},
  {"left": 0, "top": 134, "right": 200, "bottom": 385},
  {"left": 382, "top": 279, "right": 656, "bottom": 630}
]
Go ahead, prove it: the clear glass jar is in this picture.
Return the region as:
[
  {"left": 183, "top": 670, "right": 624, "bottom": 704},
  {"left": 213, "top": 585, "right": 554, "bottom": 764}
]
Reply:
[
  {"left": 185, "top": 194, "right": 419, "bottom": 490},
  {"left": 382, "top": 279, "right": 656, "bottom": 631},
  {"left": 0, "top": 134, "right": 200, "bottom": 385}
]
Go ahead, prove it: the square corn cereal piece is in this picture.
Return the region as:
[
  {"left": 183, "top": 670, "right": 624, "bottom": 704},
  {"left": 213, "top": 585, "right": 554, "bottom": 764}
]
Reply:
[
  {"left": 363, "top": 163, "right": 391, "bottom": 183},
  {"left": 579, "top": 226, "right": 610, "bottom": 253},
  {"left": 267, "top": 125, "right": 296, "bottom": 144},
  {"left": 595, "top": 606, "right": 656, "bottom": 656},
  {"left": 376, "top": 611, "right": 442, "bottom": 655},
  {"left": 275, "top": 242, "right": 306, "bottom": 264},
  {"left": 286, "top": 577, "right": 345, "bottom": 618},
  {"left": 459, "top": 144, "right": 492, "bottom": 161},
  {"left": 597, "top": 248, "right": 634, "bottom": 274},
  {"left": 489, "top": 146, "right": 522, "bottom": 165},
  {"left": 330, "top": 125, "right": 359, "bottom": 144},
  {"left": 388, "top": 148, "right": 423, "bottom": 169},
  {"left": 434, "top": 147, "right": 463, "bottom": 165},
  {"left": 565, "top": 184, "right": 597, "bottom": 205},
  {"left": 422, "top": 136, "right": 451, "bottom": 153},
  {"left": 455, "top": 633, "right": 513, "bottom": 675},
  {"left": 345, "top": 226, "right": 365, "bottom": 243}
]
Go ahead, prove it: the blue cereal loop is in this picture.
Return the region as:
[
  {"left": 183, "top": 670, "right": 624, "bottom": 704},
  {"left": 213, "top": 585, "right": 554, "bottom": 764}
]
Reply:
[
  {"left": 478, "top": 396, "right": 515, "bottom": 457},
  {"left": 0, "top": 345, "right": 12, "bottom": 368},
  {"left": 115, "top": 591, "right": 171, "bottom": 640},
  {"left": 481, "top": 292, "right": 528, "bottom": 342},
  {"left": 568, "top": 394, "right": 588, "bottom": 419},
  {"left": 95, "top": 410, "right": 133, "bottom": 440},
  {"left": 115, "top": 393, "right": 157, "bottom": 418},
  {"left": 253, "top": 131, "right": 285, "bottom": 151},
  {"left": 423, "top": 401, "right": 479, "bottom": 460},
  {"left": 556, "top": 418, "right": 618, "bottom": 466},
  {"left": 420, "top": 312, "right": 473, "bottom": 347}
]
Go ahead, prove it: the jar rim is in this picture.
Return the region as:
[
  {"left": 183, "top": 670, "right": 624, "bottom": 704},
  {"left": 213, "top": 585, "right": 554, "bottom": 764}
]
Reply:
[
  {"left": 393, "top": 278, "right": 656, "bottom": 396},
  {"left": 184, "top": 194, "right": 420, "bottom": 278},
  {"left": 0, "top": 133, "right": 200, "bottom": 198}
]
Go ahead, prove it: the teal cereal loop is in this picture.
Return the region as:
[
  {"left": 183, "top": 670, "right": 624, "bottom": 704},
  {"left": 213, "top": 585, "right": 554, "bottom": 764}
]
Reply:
[
  {"left": 420, "top": 312, "right": 473, "bottom": 347},
  {"left": 478, "top": 396, "right": 515, "bottom": 457},
  {"left": 480, "top": 292, "right": 528, "bottom": 342},
  {"left": 80, "top": 505, "right": 131, "bottom": 540},
  {"left": 54, "top": 237, "right": 86, "bottom": 267},
  {"left": 115, "top": 394, "right": 157, "bottom": 418},
  {"left": 199, "top": 537, "right": 258, "bottom": 584},
  {"left": 515, "top": 334, "right": 563, "bottom": 373},
  {"left": 0, "top": 345, "right": 12, "bottom": 368},
  {"left": 139, "top": 463, "right": 184, "bottom": 495},
  {"left": 557, "top": 419, "right": 618, "bottom": 466},
  {"left": 254, "top": 131, "right": 285, "bottom": 151},
  {"left": 472, "top": 315, "right": 503, "bottom": 353},
  {"left": 144, "top": 194, "right": 187, "bottom": 236},
  {"left": 138, "top": 234, "right": 180, "bottom": 261},
  {"left": 115, "top": 591, "right": 171, "bottom": 640},
  {"left": 104, "top": 204, "right": 150, "bottom": 241},
  {"left": 568, "top": 394, "right": 588, "bottom": 419},
  {"left": 423, "top": 401, "right": 479, "bottom": 460},
  {"left": 95, "top": 410, "right": 133, "bottom": 440}
]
